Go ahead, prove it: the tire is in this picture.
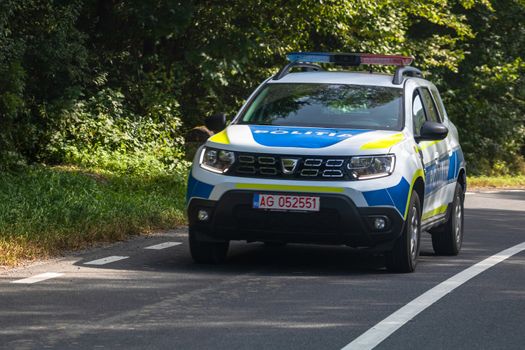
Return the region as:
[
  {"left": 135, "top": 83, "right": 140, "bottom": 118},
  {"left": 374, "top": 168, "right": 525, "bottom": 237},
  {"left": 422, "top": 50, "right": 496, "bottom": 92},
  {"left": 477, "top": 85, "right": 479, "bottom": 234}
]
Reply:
[
  {"left": 385, "top": 190, "right": 421, "bottom": 273},
  {"left": 189, "top": 227, "right": 229, "bottom": 264},
  {"left": 431, "top": 183, "right": 464, "bottom": 256}
]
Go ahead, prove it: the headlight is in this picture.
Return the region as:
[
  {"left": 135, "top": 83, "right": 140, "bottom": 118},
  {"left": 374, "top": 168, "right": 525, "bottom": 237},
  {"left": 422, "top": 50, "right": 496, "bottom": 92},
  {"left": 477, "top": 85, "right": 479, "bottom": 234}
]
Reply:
[
  {"left": 347, "top": 154, "right": 395, "bottom": 180},
  {"left": 199, "top": 147, "right": 235, "bottom": 173}
]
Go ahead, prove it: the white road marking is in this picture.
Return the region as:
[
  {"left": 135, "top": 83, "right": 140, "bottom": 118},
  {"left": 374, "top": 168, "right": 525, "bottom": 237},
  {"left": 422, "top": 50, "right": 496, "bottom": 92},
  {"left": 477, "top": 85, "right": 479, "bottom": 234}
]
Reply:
[
  {"left": 84, "top": 256, "right": 129, "bottom": 265},
  {"left": 341, "top": 241, "right": 525, "bottom": 350},
  {"left": 144, "top": 242, "right": 182, "bottom": 250},
  {"left": 11, "top": 272, "right": 64, "bottom": 284}
]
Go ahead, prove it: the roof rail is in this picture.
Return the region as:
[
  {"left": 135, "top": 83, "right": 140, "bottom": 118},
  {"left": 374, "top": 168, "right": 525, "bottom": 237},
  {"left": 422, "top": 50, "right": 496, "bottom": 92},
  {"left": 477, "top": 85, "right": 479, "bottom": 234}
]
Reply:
[
  {"left": 393, "top": 66, "right": 422, "bottom": 85},
  {"left": 273, "top": 62, "right": 324, "bottom": 80}
]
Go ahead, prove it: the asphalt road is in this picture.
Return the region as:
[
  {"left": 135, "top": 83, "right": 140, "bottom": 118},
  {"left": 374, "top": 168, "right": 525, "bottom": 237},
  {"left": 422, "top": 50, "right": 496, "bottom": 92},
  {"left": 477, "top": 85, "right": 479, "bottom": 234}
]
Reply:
[{"left": 1, "top": 191, "right": 524, "bottom": 350}]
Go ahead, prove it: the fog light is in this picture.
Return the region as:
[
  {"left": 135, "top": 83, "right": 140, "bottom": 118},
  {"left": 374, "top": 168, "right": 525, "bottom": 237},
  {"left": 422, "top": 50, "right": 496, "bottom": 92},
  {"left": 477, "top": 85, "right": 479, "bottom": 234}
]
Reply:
[
  {"left": 197, "top": 209, "right": 210, "bottom": 221},
  {"left": 373, "top": 217, "right": 387, "bottom": 230}
]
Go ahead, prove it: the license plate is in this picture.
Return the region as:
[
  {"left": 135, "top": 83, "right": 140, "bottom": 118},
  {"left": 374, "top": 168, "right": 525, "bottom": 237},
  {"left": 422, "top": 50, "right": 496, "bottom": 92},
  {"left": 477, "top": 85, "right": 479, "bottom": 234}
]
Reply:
[{"left": 253, "top": 194, "right": 320, "bottom": 212}]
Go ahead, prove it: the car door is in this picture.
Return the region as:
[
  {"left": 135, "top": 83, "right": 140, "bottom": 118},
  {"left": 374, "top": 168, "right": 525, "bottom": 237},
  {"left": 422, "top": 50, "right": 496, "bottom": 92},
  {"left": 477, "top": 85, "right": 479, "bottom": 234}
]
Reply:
[
  {"left": 429, "top": 86, "right": 461, "bottom": 205},
  {"left": 412, "top": 88, "right": 450, "bottom": 221}
]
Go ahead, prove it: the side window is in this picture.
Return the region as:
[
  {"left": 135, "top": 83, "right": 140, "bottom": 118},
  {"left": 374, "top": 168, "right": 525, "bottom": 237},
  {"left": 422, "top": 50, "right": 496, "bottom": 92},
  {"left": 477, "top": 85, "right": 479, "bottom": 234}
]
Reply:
[
  {"left": 412, "top": 92, "right": 426, "bottom": 136},
  {"left": 420, "top": 88, "right": 440, "bottom": 123},
  {"left": 430, "top": 87, "right": 447, "bottom": 121}
]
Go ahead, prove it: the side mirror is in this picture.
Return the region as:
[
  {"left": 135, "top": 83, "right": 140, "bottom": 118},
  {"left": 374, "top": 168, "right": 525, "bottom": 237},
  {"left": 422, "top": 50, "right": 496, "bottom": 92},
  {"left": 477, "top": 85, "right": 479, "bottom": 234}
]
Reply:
[
  {"left": 417, "top": 121, "right": 448, "bottom": 142},
  {"left": 205, "top": 113, "right": 227, "bottom": 133}
]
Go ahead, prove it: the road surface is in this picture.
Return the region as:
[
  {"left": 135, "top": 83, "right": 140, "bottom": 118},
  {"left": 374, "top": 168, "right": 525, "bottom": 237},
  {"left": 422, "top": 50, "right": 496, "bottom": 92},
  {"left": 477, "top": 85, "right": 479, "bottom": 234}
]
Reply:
[{"left": 1, "top": 190, "right": 524, "bottom": 349}]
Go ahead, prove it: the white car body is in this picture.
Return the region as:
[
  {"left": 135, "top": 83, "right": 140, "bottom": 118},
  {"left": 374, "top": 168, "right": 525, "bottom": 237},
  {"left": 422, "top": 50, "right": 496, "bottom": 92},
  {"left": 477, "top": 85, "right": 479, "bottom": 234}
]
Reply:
[{"left": 186, "top": 62, "right": 466, "bottom": 271}]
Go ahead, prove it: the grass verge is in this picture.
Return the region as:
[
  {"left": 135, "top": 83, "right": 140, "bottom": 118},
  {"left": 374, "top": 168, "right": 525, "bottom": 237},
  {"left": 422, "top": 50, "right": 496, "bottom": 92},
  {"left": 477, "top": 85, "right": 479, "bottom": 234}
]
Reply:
[
  {"left": 468, "top": 175, "right": 525, "bottom": 190},
  {"left": 0, "top": 166, "right": 187, "bottom": 267}
]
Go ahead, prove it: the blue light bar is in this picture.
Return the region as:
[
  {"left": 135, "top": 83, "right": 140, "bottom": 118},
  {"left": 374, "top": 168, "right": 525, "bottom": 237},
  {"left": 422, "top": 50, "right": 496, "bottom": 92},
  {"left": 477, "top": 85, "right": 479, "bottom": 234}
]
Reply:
[
  {"left": 287, "top": 52, "right": 360, "bottom": 66},
  {"left": 287, "top": 52, "right": 333, "bottom": 64}
]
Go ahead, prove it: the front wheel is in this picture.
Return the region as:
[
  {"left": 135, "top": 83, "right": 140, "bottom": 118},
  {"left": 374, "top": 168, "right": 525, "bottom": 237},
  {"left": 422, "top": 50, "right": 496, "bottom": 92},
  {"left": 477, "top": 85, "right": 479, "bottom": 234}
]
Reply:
[
  {"left": 189, "top": 227, "right": 229, "bottom": 264},
  {"left": 431, "top": 183, "right": 464, "bottom": 256},
  {"left": 385, "top": 190, "right": 421, "bottom": 273}
]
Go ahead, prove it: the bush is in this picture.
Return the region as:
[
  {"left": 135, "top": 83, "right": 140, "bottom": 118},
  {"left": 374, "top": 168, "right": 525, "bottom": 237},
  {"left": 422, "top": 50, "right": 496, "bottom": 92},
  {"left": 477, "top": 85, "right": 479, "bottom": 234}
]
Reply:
[{"left": 45, "top": 88, "right": 187, "bottom": 176}]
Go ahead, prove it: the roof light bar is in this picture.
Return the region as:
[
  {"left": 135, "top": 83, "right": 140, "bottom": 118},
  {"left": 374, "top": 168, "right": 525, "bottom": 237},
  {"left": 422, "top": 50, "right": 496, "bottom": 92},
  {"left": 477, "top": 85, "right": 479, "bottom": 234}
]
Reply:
[{"left": 286, "top": 52, "right": 413, "bottom": 66}]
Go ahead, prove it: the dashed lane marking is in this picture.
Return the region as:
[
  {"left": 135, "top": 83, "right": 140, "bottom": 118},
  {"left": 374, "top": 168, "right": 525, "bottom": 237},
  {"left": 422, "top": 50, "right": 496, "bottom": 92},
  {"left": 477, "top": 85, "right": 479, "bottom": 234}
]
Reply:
[
  {"left": 11, "top": 272, "right": 64, "bottom": 284},
  {"left": 144, "top": 242, "right": 182, "bottom": 250},
  {"left": 341, "top": 241, "right": 525, "bottom": 350},
  {"left": 83, "top": 256, "right": 129, "bottom": 265}
]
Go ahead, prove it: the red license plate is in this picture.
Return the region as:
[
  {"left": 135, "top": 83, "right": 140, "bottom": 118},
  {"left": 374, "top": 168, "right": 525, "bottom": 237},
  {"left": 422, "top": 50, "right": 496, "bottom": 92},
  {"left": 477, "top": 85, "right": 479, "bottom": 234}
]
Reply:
[{"left": 253, "top": 194, "right": 320, "bottom": 212}]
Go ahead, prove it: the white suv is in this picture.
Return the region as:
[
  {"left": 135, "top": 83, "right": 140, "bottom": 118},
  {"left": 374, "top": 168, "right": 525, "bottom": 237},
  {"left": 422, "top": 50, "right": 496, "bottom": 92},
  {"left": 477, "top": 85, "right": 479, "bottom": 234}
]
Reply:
[{"left": 186, "top": 52, "right": 466, "bottom": 272}]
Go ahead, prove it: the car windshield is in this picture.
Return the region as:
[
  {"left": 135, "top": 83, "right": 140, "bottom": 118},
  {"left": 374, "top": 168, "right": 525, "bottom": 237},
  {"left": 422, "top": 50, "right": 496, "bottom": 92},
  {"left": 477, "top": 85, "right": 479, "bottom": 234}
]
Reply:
[{"left": 238, "top": 83, "right": 403, "bottom": 130}]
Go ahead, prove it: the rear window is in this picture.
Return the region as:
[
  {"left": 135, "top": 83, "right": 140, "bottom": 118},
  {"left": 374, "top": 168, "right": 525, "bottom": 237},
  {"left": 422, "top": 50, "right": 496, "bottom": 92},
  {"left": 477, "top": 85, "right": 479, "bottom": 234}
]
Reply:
[{"left": 238, "top": 83, "right": 403, "bottom": 130}]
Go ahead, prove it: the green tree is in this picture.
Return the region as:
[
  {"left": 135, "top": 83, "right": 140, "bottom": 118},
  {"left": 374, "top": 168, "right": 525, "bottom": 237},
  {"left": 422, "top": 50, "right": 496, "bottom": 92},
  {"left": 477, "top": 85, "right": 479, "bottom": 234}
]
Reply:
[
  {"left": 0, "top": 0, "right": 87, "bottom": 165},
  {"left": 2, "top": 0, "right": 522, "bottom": 175},
  {"left": 441, "top": 0, "right": 525, "bottom": 174}
]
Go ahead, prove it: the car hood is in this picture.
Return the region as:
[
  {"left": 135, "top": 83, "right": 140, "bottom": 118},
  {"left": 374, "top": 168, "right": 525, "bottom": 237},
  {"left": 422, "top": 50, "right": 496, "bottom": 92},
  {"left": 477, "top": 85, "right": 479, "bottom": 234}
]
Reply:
[{"left": 206, "top": 125, "right": 405, "bottom": 155}]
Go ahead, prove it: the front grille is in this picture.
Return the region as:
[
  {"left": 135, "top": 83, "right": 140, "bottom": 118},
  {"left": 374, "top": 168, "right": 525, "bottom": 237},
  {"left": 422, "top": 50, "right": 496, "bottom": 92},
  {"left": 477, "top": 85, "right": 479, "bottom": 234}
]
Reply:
[{"left": 228, "top": 153, "right": 352, "bottom": 180}]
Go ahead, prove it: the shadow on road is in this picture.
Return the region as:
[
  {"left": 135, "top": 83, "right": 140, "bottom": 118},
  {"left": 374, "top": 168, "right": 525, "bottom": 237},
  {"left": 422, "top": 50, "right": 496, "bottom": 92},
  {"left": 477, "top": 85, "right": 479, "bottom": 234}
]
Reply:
[{"left": 70, "top": 206, "right": 525, "bottom": 278}]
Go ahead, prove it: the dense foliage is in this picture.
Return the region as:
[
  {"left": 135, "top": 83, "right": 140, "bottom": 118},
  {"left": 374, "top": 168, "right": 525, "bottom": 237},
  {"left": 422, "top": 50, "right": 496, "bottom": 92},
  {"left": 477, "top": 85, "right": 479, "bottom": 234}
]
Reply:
[
  {"left": 46, "top": 88, "right": 186, "bottom": 175},
  {"left": 0, "top": 0, "right": 523, "bottom": 174},
  {"left": 442, "top": 0, "right": 525, "bottom": 174}
]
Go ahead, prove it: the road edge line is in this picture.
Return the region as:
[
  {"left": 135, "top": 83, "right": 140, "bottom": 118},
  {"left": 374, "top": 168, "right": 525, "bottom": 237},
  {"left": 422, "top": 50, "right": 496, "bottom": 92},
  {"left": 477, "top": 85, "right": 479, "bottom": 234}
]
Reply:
[{"left": 341, "top": 241, "right": 525, "bottom": 350}]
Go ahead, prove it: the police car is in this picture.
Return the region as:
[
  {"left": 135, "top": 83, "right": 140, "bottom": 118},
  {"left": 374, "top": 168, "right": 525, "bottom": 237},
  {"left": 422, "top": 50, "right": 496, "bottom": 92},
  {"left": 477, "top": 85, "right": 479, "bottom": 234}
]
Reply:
[{"left": 186, "top": 52, "right": 466, "bottom": 272}]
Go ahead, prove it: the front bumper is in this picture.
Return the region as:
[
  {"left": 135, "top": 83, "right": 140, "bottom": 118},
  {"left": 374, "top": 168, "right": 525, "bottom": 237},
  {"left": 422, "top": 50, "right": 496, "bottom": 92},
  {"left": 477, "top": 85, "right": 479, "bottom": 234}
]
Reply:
[{"left": 188, "top": 190, "right": 405, "bottom": 250}]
